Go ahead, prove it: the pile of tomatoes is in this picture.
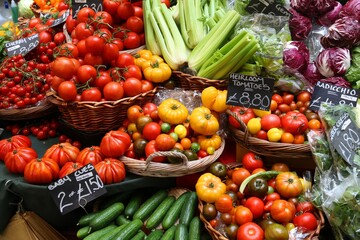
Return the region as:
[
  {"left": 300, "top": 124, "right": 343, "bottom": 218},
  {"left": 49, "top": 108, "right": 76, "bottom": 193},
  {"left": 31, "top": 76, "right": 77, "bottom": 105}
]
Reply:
[
  {"left": 228, "top": 90, "right": 322, "bottom": 144},
  {"left": 121, "top": 99, "right": 224, "bottom": 162},
  {"left": 196, "top": 153, "right": 319, "bottom": 240}
]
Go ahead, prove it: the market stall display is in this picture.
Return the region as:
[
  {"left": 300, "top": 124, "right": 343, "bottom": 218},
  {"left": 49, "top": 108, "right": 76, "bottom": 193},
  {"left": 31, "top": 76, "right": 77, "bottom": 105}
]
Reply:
[{"left": 1, "top": 0, "right": 359, "bottom": 239}]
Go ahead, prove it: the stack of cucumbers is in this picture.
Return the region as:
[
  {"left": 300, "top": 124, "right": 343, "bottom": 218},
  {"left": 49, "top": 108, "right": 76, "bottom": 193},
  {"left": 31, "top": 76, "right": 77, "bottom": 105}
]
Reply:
[{"left": 76, "top": 189, "right": 204, "bottom": 240}]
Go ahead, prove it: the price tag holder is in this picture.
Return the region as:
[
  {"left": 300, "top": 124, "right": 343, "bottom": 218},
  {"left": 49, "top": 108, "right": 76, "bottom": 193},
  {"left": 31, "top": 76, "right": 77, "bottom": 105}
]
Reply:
[
  {"left": 309, "top": 82, "right": 360, "bottom": 111},
  {"left": 50, "top": 10, "right": 70, "bottom": 28},
  {"left": 48, "top": 164, "right": 107, "bottom": 215},
  {"left": 245, "top": 0, "right": 290, "bottom": 17},
  {"left": 71, "top": 0, "right": 103, "bottom": 18},
  {"left": 226, "top": 73, "right": 275, "bottom": 111},
  {"left": 330, "top": 112, "right": 360, "bottom": 166},
  {"left": 5, "top": 34, "right": 39, "bottom": 57}
]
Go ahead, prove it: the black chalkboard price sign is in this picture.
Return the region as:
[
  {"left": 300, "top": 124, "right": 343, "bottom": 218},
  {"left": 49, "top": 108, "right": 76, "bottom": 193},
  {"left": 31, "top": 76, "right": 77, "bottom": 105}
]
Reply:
[
  {"left": 226, "top": 73, "right": 275, "bottom": 111},
  {"left": 48, "top": 164, "right": 107, "bottom": 215},
  {"left": 330, "top": 112, "right": 360, "bottom": 166},
  {"left": 71, "top": 0, "right": 103, "bottom": 18},
  {"left": 5, "top": 34, "right": 39, "bottom": 57},
  {"left": 245, "top": 0, "right": 290, "bottom": 17},
  {"left": 309, "top": 81, "right": 360, "bottom": 111}
]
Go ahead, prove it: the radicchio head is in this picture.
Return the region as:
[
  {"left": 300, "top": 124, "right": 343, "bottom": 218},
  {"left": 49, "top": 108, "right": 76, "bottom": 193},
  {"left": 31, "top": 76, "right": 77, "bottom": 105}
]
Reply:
[
  {"left": 289, "top": 8, "right": 312, "bottom": 41},
  {"left": 291, "top": 0, "right": 337, "bottom": 18},
  {"left": 317, "top": 1, "right": 343, "bottom": 26},
  {"left": 283, "top": 41, "right": 310, "bottom": 73},
  {"left": 339, "top": 0, "right": 360, "bottom": 21},
  {"left": 320, "top": 76, "right": 351, "bottom": 88},
  {"left": 315, "top": 47, "right": 351, "bottom": 77},
  {"left": 303, "top": 62, "right": 323, "bottom": 85}
]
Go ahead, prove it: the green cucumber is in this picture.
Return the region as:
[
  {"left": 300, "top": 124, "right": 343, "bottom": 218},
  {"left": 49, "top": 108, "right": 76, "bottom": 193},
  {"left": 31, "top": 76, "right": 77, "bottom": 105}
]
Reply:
[
  {"left": 83, "top": 224, "right": 117, "bottom": 240},
  {"left": 162, "top": 225, "right": 177, "bottom": 240},
  {"left": 76, "top": 226, "right": 91, "bottom": 239},
  {"left": 115, "top": 214, "right": 131, "bottom": 226},
  {"left": 132, "top": 230, "right": 146, "bottom": 240},
  {"left": 89, "top": 202, "right": 124, "bottom": 231},
  {"left": 179, "top": 192, "right": 198, "bottom": 226},
  {"left": 146, "top": 195, "right": 176, "bottom": 230},
  {"left": 77, "top": 212, "right": 98, "bottom": 227},
  {"left": 133, "top": 189, "right": 168, "bottom": 221},
  {"left": 175, "top": 224, "right": 188, "bottom": 240},
  {"left": 189, "top": 216, "right": 201, "bottom": 240},
  {"left": 124, "top": 191, "right": 144, "bottom": 218},
  {"left": 100, "top": 190, "right": 134, "bottom": 210},
  {"left": 97, "top": 224, "right": 127, "bottom": 240},
  {"left": 112, "top": 219, "right": 143, "bottom": 240},
  {"left": 146, "top": 229, "right": 163, "bottom": 240},
  {"left": 162, "top": 192, "right": 190, "bottom": 230}
]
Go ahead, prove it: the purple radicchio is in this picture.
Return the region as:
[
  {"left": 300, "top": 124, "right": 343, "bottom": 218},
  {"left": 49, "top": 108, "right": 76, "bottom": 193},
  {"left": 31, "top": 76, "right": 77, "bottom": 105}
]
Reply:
[
  {"left": 315, "top": 47, "right": 351, "bottom": 78},
  {"left": 320, "top": 16, "right": 360, "bottom": 49},
  {"left": 303, "top": 62, "right": 323, "bottom": 85},
  {"left": 283, "top": 41, "right": 310, "bottom": 73},
  {"left": 320, "top": 77, "right": 351, "bottom": 88},
  {"left": 290, "top": 0, "right": 337, "bottom": 18},
  {"left": 339, "top": 0, "right": 360, "bottom": 21},
  {"left": 317, "top": 1, "right": 343, "bottom": 26},
  {"left": 289, "top": 8, "right": 312, "bottom": 41}
]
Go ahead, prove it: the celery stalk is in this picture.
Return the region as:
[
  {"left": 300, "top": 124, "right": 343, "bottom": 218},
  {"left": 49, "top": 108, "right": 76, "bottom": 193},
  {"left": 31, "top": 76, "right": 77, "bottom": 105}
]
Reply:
[
  {"left": 187, "top": 9, "right": 241, "bottom": 71},
  {"left": 143, "top": 0, "right": 161, "bottom": 55}
]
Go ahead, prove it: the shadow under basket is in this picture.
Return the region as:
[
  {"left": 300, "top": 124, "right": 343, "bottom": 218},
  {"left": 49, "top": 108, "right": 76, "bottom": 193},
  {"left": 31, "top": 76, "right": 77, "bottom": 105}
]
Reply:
[
  {"left": 172, "top": 71, "right": 228, "bottom": 91},
  {"left": 226, "top": 109, "right": 312, "bottom": 159},
  {"left": 46, "top": 88, "right": 157, "bottom": 133}
]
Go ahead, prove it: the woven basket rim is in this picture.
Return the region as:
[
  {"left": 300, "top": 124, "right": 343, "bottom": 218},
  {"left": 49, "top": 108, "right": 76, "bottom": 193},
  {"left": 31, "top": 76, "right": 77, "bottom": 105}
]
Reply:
[
  {"left": 198, "top": 162, "right": 325, "bottom": 240},
  {"left": 226, "top": 109, "right": 312, "bottom": 158},
  {"left": 120, "top": 138, "right": 226, "bottom": 177},
  {"left": 172, "top": 70, "right": 228, "bottom": 84}
]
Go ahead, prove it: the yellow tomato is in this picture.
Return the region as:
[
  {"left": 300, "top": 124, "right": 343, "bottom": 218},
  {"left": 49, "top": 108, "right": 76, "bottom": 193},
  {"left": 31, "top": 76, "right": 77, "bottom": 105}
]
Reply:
[
  {"left": 174, "top": 125, "right": 187, "bottom": 139},
  {"left": 195, "top": 173, "right": 227, "bottom": 203},
  {"left": 207, "top": 146, "right": 216, "bottom": 155},
  {"left": 143, "top": 62, "right": 172, "bottom": 83},
  {"left": 253, "top": 109, "right": 271, "bottom": 117},
  {"left": 267, "top": 128, "right": 283, "bottom": 142},
  {"left": 247, "top": 118, "right": 261, "bottom": 134}
]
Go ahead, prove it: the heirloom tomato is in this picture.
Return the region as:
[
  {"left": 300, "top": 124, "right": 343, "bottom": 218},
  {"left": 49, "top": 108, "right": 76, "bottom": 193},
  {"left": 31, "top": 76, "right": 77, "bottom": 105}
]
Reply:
[
  {"left": 144, "top": 140, "right": 166, "bottom": 162},
  {"left": 157, "top": 98, "right": 188, "bottom": 125},
  {"left": 293, "top": 212, "right": 318, "bottom": 231},
  {"left": 231, "top": 168, "right": 250, "bottom": 185},
  {"left": 215, "top": 194, "right": 233, "bottom": 213},
  {"left": 201, "top": 87, "right": 229, "bottom": 113},
  {"left": 155, "top": 134, "right": 176, "bottom": 151},
  {"left": 228, "top": 106, "right": 255, "bottom": 127},
  {"left": 197, "top": 134, "right": 222, "bottom": 151},
  {"left": 24, "top": 158, "right": 60, "bottom": 184},
  {"left": 242, "top": 152, "right": 264, "bottom": 173},
  {"left": 275, "top": 172, "right": 303, "bottom": 198},
  {"left": 208, "top": 161, "right": 227, "bottom": 179},
  {"left": 195, "top": 173, "right": 226, "bottom": 203},
  {"left": 100, "top": 130, "right": 131, "bottom": 158},
  {"left": 94, "top": 158, "right": 126, "bottom": 185},
  {"left": 142, "top": 122, "right": 161, "bottom": 141},
  {"left": 44, "top": 143, "right": 80, "bottom": 167},
  {"left": 281, "top": 111, "right": 308, "bottom": 135},
  {"left": 76, "top": 146, "right": 104, "bottom": 166},
  {"left": 244, "top": 197, "right": 265, "bottom": 219},
  {"left": 190, "top": 107, "right": 219, "bottom": 135},
  {"left": 143, "top": 61, "right": 172, "bottom": 83},
  {"left": 237, "top": 222, "right": 263, "bottom": 240},
  {"left": 264, "top": 223, "right": 289, "bottom": 240},
  {"left": 270, "top": 200, "right": 296, "bottom": 223},
  {"left": 59, "top": 162, "right": 83, "bottom": 179},
  {"left": 260, "top": 114, "right": 281, "bottom": 131},
  {"left": 0, "top": 135, "right": 31, "bottom": 160},
  {"left": 127, "top": 105, "right": 144, "bottom": 123},
  {"left": 4, "top": 147, "right": 38, "bottom": 174}
]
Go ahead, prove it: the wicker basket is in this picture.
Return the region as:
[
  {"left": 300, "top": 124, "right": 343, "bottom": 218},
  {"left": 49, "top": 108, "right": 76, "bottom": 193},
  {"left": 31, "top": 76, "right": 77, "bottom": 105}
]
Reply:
[
  {"left": 120, "top": 139, "right": 225, "bottom": 177},
  {"left": 46, "top": 87, "right": 158, "bottom": 133},
  {"left": 198, "top": 199, "right": 325, "bottom": 240},
  {"left": 226, "top": 109, "right": 312, "bottom": 159},
  {"left": 172, "top": 71, "right": 228, "bottom": 91},
  {"left": 30, "top": 3, "right": 41, "bottom": 18},
  {"left": 0, "top": 98, "right": 57, "bottom": 121}
]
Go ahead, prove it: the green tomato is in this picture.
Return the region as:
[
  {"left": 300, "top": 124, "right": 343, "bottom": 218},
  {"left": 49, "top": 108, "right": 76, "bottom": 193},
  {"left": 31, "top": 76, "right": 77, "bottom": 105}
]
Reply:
[
  {"left": 161, "top": 122, "right": 171, "bottom": 133},
  {"left": 169, "top": 132, "right": 178, "bottom": 142},
  {"left": 190, "top": 142, "right": 200, "bottom": 152}
]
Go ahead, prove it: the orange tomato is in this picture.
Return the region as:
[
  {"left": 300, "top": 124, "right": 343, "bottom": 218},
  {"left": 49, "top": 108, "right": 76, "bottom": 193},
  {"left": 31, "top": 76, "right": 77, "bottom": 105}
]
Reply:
[
  {"left": 270, "top": 99, "right": 278, "bottom": 112},
  {"left": 180, "top": 138, "right": 192, "bottom": 150},
  {"left": 280, "top": 132, "right": 294, "bottom": 143},
  {"left": 231, "top": 168, "right": 251, "bottom": 186},
  {"left": 215, "top": 194, "right": 234, "bottom": 213},
  {"left": 308, "top": 119, "right": 321, "bottom": 130},
  {"left": 293, "top": 134, "right": 305, "bottom": 144},
  {"left": 234, "top": 206, "right": 253, "bottom": 226},
  {"left": 173, "top": 142, "right": 184, "bottom": 150},
  {"left": 252, "top": 168, "right": 266, "bottom": 174}
]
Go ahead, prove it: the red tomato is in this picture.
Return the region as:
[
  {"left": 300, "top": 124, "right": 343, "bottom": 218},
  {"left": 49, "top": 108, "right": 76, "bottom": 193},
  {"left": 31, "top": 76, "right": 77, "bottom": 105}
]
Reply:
[
  {"left": 0, "top": 135, "right": 32, "bottom": 161},
  {"left": 59, "top": 162, "right": 83, "bottom": 179},
  {"left": 103, "top": 0, "right": 121, "bottom": 16},
  {"left": 51, "top": 57, "right": 77, "bottom": 79},
  {"left": 122, "top": 64, "right": 142, "bottom": 79},
  {"left": 81, "top": 87, "right": 102, "bottom": 101},
  {"left": 56, "top": 43, "right": 79, "bottom": 58},
  {"left": 256, "top": 130, "right": 268, "bottom": 140},
  {"left": 126, "top": 16, "right": 144, "bottom": 34},
  {"left": 66, "top": 15, "right": 77, "bottom": 33},
  {"left": 57, "top": 81, "right": 77, "bottom": 101},
  {"left": 123, "top": 77, "right": 142, "bottom": 97},
  {"left": 38, "top": 31, "right": 53, "bottom": 44},
  {"left": 85, "top": 35, "right": 105, "bottom": 56},
  {"left": 76, "top": 65, "right": 97, "bottom": 84},
  {"left": 76, "top": 146, "right": 104, "bottom": 166},
  {"left": 95, "top": 28, "right": 112, "bottom": 41},
  {"left": 271, "top": 94, "right": 283, "bottom": 104},
  {"left": 141, "top": 80, "right": 154, "bottom": 93},
  {"left": 235, "top": 206, "right": 253, "bottom": 226},
  {"left": 112, "top": 38, "right": 124, "bottom": 51},
  {"left": 127, "top": 105, "right": 144, "bottom": 123},
  {"left": 94, "top": 158, "right": 126, "bottom": 184},
  {"left": 293, "top": 212, "right": 318, "bottom": 231},
  {"left": 282, "top": 94, "right": 294, "bottom": 105},
  {"left": 102, "top": 43, "right": 120, "bottom": 64},
  {"left": 133, "top": 6, "right": 143, "bottom": 18},
  {"left": 197, "top": 149, "right": 208, "bottom": 158},
  {"left": 83, "top": 53, "right": 103, "bottom": 66},
  {"left": 100, "top": 130, "right": 131, "bottom": 158},
  {"left": 244, "top": 197, "right": 265, "bottom": 219},
  {"left": 28, "top": 18, "right": 42, "bottom": 28},
  {"left": 117, "top": 2, "right": 135, "bottom": 20},
  {"left": 24, "top": 157, "right": 59, "bottom": 184},
  {"left": 74, "top": 23, "right": 94, "bottom": 40},
  {"left": 142, "top": 102, "right": 158, "bottom": 116},
  {"left": 242, "top": 152, "right": 264, "bottom": 173},
  {"left": 145, "top": 140, "right": 166, "bottom": 162},
  {"left": 76, "top": 39, "right": 87, "bottom": 58},
  {"left": 44, "top": 142, "right": 80, "bottom": 167},
  {"left": 93, "top": 71, "right": 112, "bottom": 91},
  {"left": 4, "top": 147, "right": 37, "bottom": 174},
  {"left": 228, "top": 106, "right": 255, "bottom": 127},
  {"left": 281, "top": 111, "right": 309, "bottom": 135},
  {"left": 123, "top": 32, "right": 141, "bottom": 49},
  {"left": 231, "top": 168, "right": 250, "bottom": 186},
  {"left": 76, "top": 7, "right": 96, "bottom": 24},
  {"left": 103, "top": 82, "right": 124, "bottom": 101},
  {"left": 270, "top": 200, "right": 296, "bottom": 224},
  {"left": 115, "top": 53, "right": 135, "bottom": 68},
  {"left": 92, "top": 11, "right": 113, "bottom": 29},
  {"left": 260, "top": 114, "right": 281, "bottom": 131},
  {"left": 296, "top": 91, "right": 312, "bottom": 103},
  {"left": 265, "top": 192, "right": 281, "bottom": 201},
  {"left": 237, "top": 222, "right": 264, "bottom": 240},
  {"left": 142, "top": 122, "right": 161, "bottom": 141},
  {"left": 296, "top": 201, "right": 315, "bottom": 213}
]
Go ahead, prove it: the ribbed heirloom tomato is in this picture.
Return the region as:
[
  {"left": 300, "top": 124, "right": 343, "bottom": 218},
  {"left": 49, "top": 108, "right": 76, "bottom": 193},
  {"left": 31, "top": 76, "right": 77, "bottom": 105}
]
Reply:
[
  {"left": 24, "top": 157, "right": 60, "bottom": 184},
  {"left": 4, "top": 147, "right": 38, "bottom": 174},
  {"left": 43, "top": 143, "right": 80, "bottom": 167},
  {"left": 100, "top": 130, "right": 131, "bottom": 158},
  {"left": 59, "top": 162, "right": 84, "bottom": 179},
  {"left": 76, "top": 146, "right": 104, "bottom": 166},
  {"left": 0, "top": 135, "right": 32, "bottom": 160},
  {"left": 275, "top": 172, "right": 303, "bottom": 198},
  {"left": 94, "top": 158, "right": 126, "bottom": 185}
]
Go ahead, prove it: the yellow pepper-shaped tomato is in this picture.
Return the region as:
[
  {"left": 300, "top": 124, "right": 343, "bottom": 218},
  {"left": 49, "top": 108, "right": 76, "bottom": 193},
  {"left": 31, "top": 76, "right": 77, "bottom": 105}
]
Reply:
[
  {"left": 197, "top": 134, "right": 222, "bottom": 151},
  {"left": 196, "top": 173, "right": 227, "bottom": 203},
  {"left": 201, "top": 87, "right": 230, "bottom": 113},
  {"left": 190, "top": 107, "right": 219, "bottom": 135},
  {"left": 136, "top": 49, "right": 153, "bottom": 59},
  {"left": 143, "top": 61, "right": 172, "bottom": 83},
  {"left": 157, "top": 98, "right": 189, "bottom": 125}
]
